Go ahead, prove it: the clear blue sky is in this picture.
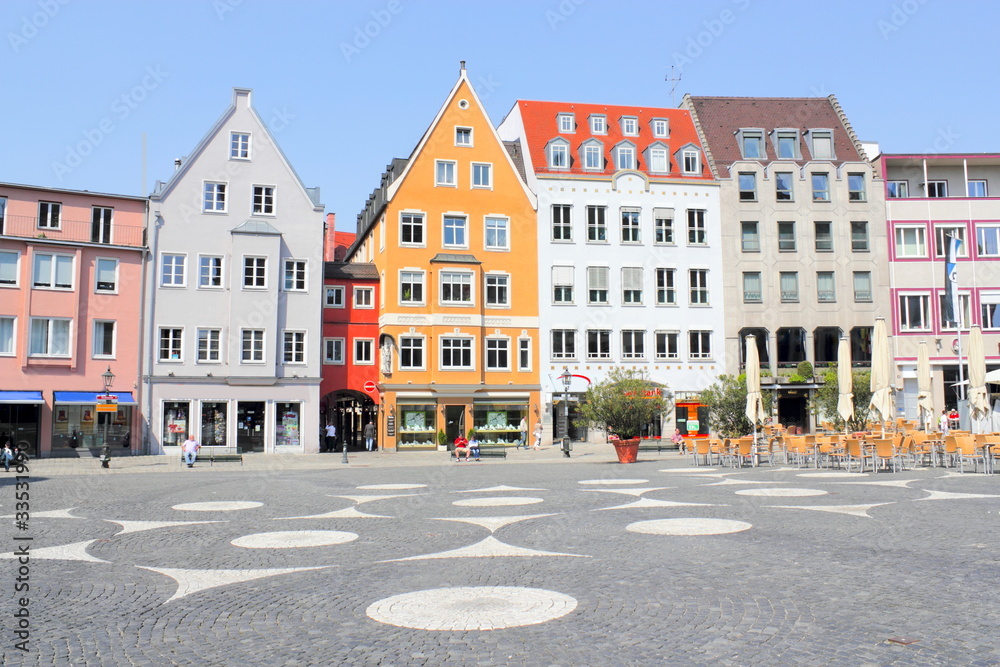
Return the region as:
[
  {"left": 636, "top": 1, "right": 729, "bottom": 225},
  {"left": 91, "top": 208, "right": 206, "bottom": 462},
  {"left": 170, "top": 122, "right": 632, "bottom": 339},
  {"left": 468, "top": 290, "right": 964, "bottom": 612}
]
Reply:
[{"left": 4, "top": 0, "right": 998, "bottom": 230}]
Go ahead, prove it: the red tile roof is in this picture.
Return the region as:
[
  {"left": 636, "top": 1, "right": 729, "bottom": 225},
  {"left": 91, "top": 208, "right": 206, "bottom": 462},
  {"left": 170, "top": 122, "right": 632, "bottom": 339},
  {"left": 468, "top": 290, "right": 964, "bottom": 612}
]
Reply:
[{"left": 512, "top": 100, "right": 711, "bottom": 180}]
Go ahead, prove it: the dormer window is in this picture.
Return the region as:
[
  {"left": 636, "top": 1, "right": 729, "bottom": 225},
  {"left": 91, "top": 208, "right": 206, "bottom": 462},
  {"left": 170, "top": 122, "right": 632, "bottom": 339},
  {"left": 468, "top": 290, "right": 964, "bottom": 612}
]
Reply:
[
  {"left": 645, "top": 142, "right": 669, "bottom": 174},
  {"left": 580, "top": 140, "right": 604, "bottom": 170},
  {"left": 651, "top": 118, "right": 669, "bottom": 138},
  {"left": 590, "top": 115, "right": 607, "bottom": 134},
  {"left": 681, "top": 148, "right": 701, "bottom": 175},
  {"left": 547, "top": 139, "right": 570, "bottom": 169},
  {"left": 807, "top": 130, "right": 835, "bottom": 160},
  {"left": 620, "top": 116, "right": 638, "bottom": 136},
  {"left": 774, "top": 129, "right": 800, "bottom": 159},
  {"left": 738, "top": 129, "right": 765, "bottom": 159},
  {"left": 613, "top": 142, "right": 636, "bottom": 171},
  {"left": 557, "top": 113, "right": 575, "bottom": 133}
]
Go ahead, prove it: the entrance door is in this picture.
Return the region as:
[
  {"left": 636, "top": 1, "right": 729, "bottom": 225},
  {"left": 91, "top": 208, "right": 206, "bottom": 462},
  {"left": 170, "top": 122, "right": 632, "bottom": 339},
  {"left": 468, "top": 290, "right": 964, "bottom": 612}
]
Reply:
[
  {"left": 237, "top": 402, "right": 266, "bottom": 453},
  {"left": 444, "top": 406, "right": 465, "bottom": 448},
  {"left": 778, "top": 396, "right": 808, "bottom": 433}
]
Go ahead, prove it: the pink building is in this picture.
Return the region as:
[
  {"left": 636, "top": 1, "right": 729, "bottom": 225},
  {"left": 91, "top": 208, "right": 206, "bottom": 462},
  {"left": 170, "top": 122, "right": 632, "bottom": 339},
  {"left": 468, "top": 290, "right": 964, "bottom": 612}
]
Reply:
[{"left": 0, "top": 183, "right": 146, "bottom": 457}]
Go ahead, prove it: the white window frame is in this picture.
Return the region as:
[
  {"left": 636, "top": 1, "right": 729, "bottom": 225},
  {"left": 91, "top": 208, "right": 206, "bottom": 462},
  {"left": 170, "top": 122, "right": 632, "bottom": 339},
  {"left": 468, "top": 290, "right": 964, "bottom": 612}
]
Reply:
[
  {"left": 518, "top": 337, "right": 532, "bottom": 372},
  {"left": 197, "top": 255, "right": 223, "bottom": 289},
  {"left": 853, "top": 271, "right": 873, "bottom": 303},
  {"left": 484, "top": 216, "right": 509, "bottom": 250},
  {"left": 400, "top": 211, "right": 426, "bottom": 247},
  {"left": 443, "top": 215, "right": 468, "bottom": 249},
  {"left": 651, "top": 118, "right": 669, "bottom": 138},
  {"left": 894, "top": 225, "right": 927, "bottom": 258},
  {"left": 91, "top": 206, "right": 113, "bottom": 244},
  {"left": 934, "top": 225, "right": 968, "bottom": 258},
  {"left": 557, "top": 114, "right": 574, "bottom": 133},
  {"left": 440, "top": 271, "right": 473, "bottom": 306},
  {"left": 0, "top": 250, "right": 19, "bottom": 288},
  {"left": 621, "top": 330, "right": 646, "bottom": 360},
  {"left": 586, "top": 205, "right": 608, "bottom": 243},
  {"left": 814, "top": 221, "right": 833, "bottom": 252},
  {"left": 738, "top": 172, "right": 757, "bottom": 201},
  {"left": 323, "top": 337, "right": 345, "bottom": 365},
  {"left": 92, "top": 320, "right": 116, "bottom": 359},
  {"left": 283, "top": 259, "right": 307, "bottom": 292},
  {"left": 682, "top": 149, "right": 700, "bottom": 174},
  {"left": 0, "top": 315, "right": 14, "bottom": 356},
  {"left": 926, "top": 180, "right": 948, "bottom": 198},
  {"left": 95, "top": 257, "right": 118, "bottom": 293},
  {"left": 241, "top": 329, "right": 265, "bottom": 364},
  {"left": 400, "top": 270, "right": 425, "bottom": 305},
  {"left": 622, "top": 266, "right": 643, "bottom": 305},
  {"left": 778, "top": 221, "right": 796, "bottom": 252},
  {"left": 689, "top": 330, "right": 712, "bottom": 360},
  {"left": 898, "top": 293, "right": 931, "bottom": 332},
  {"left": 655, "top": 331, "right": 680, "bottom": 361},
  {"left": 548, "top": 141, "right": 569, "bottom": 169},
  {"left": 583, "top": 143, "right": 603, "bottom": 171},
  {"left": 38, "top": 201, "right": 61, "bottom": 229},
  {"left": 485, "top": 273, "right": 510, "bottom": 308},
  {"left": 621, "top": 209, "right": 641, "bottom": 243},
  {"left": 938, "top": 292, "right": 971, "bottom": 331},
  {"left": 655, "top": 268, "right": 676, "bottom": 306},
  {"left": 160, "top": 253, "right": 185, "bottom": 288},
  {"left": 654, "top": 211, "right": 674, "bottom": 244},
  {"left": 775, "top": 172, "right": 794, "bottom": 201},
  {"left": 354, "top": 286, "right": 374, "bottom": 309},
  {"left": 615, "top": 144, "right": 636, "bottom": 171},
  {"left": 648, "top": 147, "right": 668, "bottom": 174},
  {"left": 620, "top": 116, "right": 638, "bottom": 136},
  {"left": 440, "top": 336, "right": 474, "bottom": 370},
  {"left": 811, "top": 173, "right": 830, "bottom": 202},
  {"left": 587, "top": 266, "right": 609, "bottom": 304},
  {"left": 743, "top": 272, "right": 762, "bottom": 303},
  {"left": 976, "top": 225, "right": 1000, "bottom": 257},
  {"left": 689, "top": 269, "right": 709, "bottom": 305},
  {"left": 552, "top": 204, "right": 573, "bottom": 241},
  {"left": 780, "top": 271, "right": 799, "bottom": 303},
  {"left": 435, "top": 160, "right": 457, "bottom": 187},
  {"left": 203, "top": 182, "right": 227, "bottom": 212},
  {"left": 848, "top": 173, "right": 867, "bottom": 202},
  {"left": 252, "top": 185, "right": 276, "bottom": 216},
  {"left": 230, "top": 132, "right": 251, "bottom": 159},
  {"left": 455, "top": 126, "right": 473, "bottom": 147},
  {"left": 887, "top": 181, "right": 909, "bottom": 198},
  {"left": 242, "top": 256, "right": 267, "bottom": 289},
  {"left": 816, "top": 271, "right": 836, "bottom": 303},
  {"left": 551, "top": 329, "right": 577, "bottom": 361},
  {"left": 158, "top": 327, "right": 183, "bottom": 362},
  {"left": 587, "top": 329, "right": 611, "bottom": 360},
  {"left": 687, "top": 209, "right": 707, "bottom": 245},
  {"left": 589, "top": 115, "right": 607, "bottom": 134},
  {"left": 552, "top": 265, "right": 574, "bottom": 304},
  {"left": 283, "top": 330, "right": 306, "bottom": 365},
  {"left": 485, "top": 337, "right": 511, "bottom": 371},
  {"left": 851, "top": 221, "right": 870, "bottom": 252},
  {"left": 471, "top": 162, "right": 493, "bottom": 189},
  {"left": 325, "top": 285, "right": 345, "bottom": 308},
  {"left": 399, "top": 336, "right": 425, "bottom": 370},
  {"left": 33, "top": 253, "right": 74, "bottom": 290},
  {"left": 741, "top": 221, "right": 760, "bottom": 252},
  {"left": 29, "top": 317, "right": 71, "bottom": 358},
  {"left": 968, "top": 180, "right": 988, "bottom": 197},
  {"left": 196, "top": 327, "right": 222, "bottom": 363}
]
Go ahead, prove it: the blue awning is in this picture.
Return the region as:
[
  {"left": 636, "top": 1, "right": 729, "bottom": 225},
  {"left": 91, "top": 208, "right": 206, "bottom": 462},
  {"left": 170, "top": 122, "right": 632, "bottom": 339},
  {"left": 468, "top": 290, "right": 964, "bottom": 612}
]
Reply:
[
  {"left": 0, "top": 391, "right": 45, "bottom": 404},
  {"left": 53, "top": 391, "right": 137, "bottom": 405}
]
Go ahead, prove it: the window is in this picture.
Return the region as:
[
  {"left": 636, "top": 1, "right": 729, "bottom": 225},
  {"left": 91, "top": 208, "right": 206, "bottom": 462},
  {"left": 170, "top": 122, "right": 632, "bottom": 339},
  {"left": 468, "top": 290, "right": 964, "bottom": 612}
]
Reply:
[
  {"left": 741, "top": 221, "right": 760, "bottom": 252},
  {"left": 682, "top": 149, "right": 700, "bottom": 174},
  {"left": 621, "top": 209, "right": 640, "bottom": 243},
  {"left": 811, "top": 173, "right": 830, "bottom": 201},
  {"left": 926, "top": 180, "right": 947, "bottom": 198},
  {"left": 518, "top": 337, "right": 531, "bottom": 371},
  {"left": 621, "top": 330, "right": 645, "bottom": 359},
  {"left": 689, "top": 331, "right": 712, "bottom": 359},
  {"left": 283, "top": 259, "right": 306, "bottom": 291},
  {"left": 622, "top": 267, "right": 643, "bottom": 304},
  {"left": 557, "top": 114, "right": 574, "bottom": 133},
  {"left": 283, "top": 331, "right": 306, "bottom": 364},
  {"left": 38, "top": 201, "right": 61, "bottom": 228},
  {"left": 655, "top": 268, "right": 676, "bottom": 305},
  {"left": 984, "top": 295, "right": 1000, "bottom": 330},
  {"left": 776, "top": 130, "right": 798, "bottom": 159},
  {"left": 33, "top": 253, "right": 74, "bottom": 289},
  {"left": 400, "top": 271, "right": 424, "bottom": 304},
  {"left": 777, "top": 221, "right": 796, "bottom": 251},
  {"left": 323, "top": 338, "right": 345, "bottom": 364},
  {"left": 486, "top": 338, "right": 510, "bottom": 370},
  {"left": 0, "top": 251, "right": 18, "bottom": 286},
  {"left": 977, "top": 226, "right": 1000, "bottom": 257},
  {"left": 621, "top": 116, "right": 638, "bottom": 135},
  {"left": 30, "top": 318, "right": 71, "bottom": 357},
  {"left": 583, "top": 143, "right": 603, "bottom": 170},
  {"left": 159, "top": 253, "right": 185, "bottom": 287},
  {"left": 809, "top": 131, "right": 833, "bottom": 159},
  {"left": 590, "top": 115, "right": 606, "bottom": 134},
  {"left": 894, "top": 226, "right": 926, "bottom": 257},
  {"left": 443, "top": 215, "right": 467, "bottom": 247},
  {"left": 354, "top": 287, "right": 374, "bottom": 308},
  {"left": 587, "top": 330, "right": 611, "bottom": 360},
  {"left": 204, "top": 182, "right": 226, "bottom": 212},
  {"left": 354, "top": 338, "right": 374, "bottom": 364},
  {"left": 197, "top": 328, "right": 221, "bottom": 362},
  {"left": 400, "top": 213, "right": 425, "bottom": 245},
  {"left": 253, "top": 185, "right": 275, "bottom": 215},
  {"left": 648, "top": 147, "right": 668, "bottom": 173},
  {"left": 441, "top": 337, "right": 472, "bottom": 368},
  {"left": 440, "top": 271, "right": 472, "bottom": 304},
  {"left": 91, "top": 206, "right": 113, "bottom": 243},
  {"left": 435, "top": 160, "right": 456, "bottom": 186},
  {"left": 615, "top": 144, "right": 636, "bottom": 170},
  {"left": 935, "top": 226, "right": 967, "bottom": 258},
  {"left": 738, "top": 173, "right": 757, "bottom": 201},
  {"left": 899, "top": 294, "right": 930, "bottom": 331},
  {"left": 689, "top": 269, "right": 708, "bottom": 305},
  {"left": 586, "top": 206, "right": 607, "bottom": 242},
  {"left": 552, "top": 205, "right": 572, "bottom": 241},
  {"left": 0, "top": 316, "right": 13, "bottom": 355},
  {"left": 0, "top": 197, "right": 5, "bottom": 234},
  {"left": 587, "top": 266, "right": 609, "bottom": 304},
  {"left": 654, "top": 210, "right": 674, "bottom": 244},
  {"left": 851, "top": 221, "right": 870, "bottom": 252},
  {"left": 740, "top": 130, "right": 763, "bottom": 159},
  {"left": 485, "top": 216, "right": 509, "bottom": 250},
  {"left": 687, "top": 209, "right": 707, "bottom": 245},
  {"left": 325, "top": 285, "right": 345, "bottom": 308},
  {"left": 848, "top": 173, "right": 866, "bottom": 202},
  {"left": 817, "top": 271, "right": 836, "bottom": 303},
  {"left": 455, "top": 126, "right": 472, "bottom": 146},
  {"left": 93, "top": 321, "right": 115, "bottom": 358},
  {"left": 241, "top": 330, "right": 265, "bottom": 362},
  {"left": 95, "top": 258, "right": 118, "bottom": 292},
  {"left": 243, "top": 256, "right": 266, "bottom": 288},
  {"left": 887, "top": 181, "right": 908, "bottom": 198},
  {"left": 815, "top": 221, "right": 833, "bottom": 252},
  {"left": 472, "top": 163, "right": 492, "bottom": 188},
  {"left": 939, "top": 293, "right": 971, "bottom": 330},
  {"left": 743, "top": 272, "right": 762, "bottom": 303},
  {"left": 775, "top": 172, "right": 794, "bottom": 201},
  {"left": 159, "top": 327, "right": 183, "bottom": 361},
  {"left": 399, "top": 336, "right": 424, "bottom": 369},
  {"left": 485, "top": 274, "right": 509, "bottom": 307},
  {"left": 968, "top": 180, "right": 988, "bottom": 197},
  {"left": 552, "top": 265, "right": 574, "bottom": 303},
  {"left": 230, "top": 132, "right": 250, "bottom": 159},
  {"left": 551, "top": 330, "right": 576, "bottom": 360},
  {"left": 780, "top": 272, "right": 799, "bottom": 302},
  {"left": 549, "top": 142, "right": 569, "bottom": 169},
  {"left": 853, "top": 272, "right": 872, "bottom": 302},
  {"left": 655, "top": 331, "right": 679, "bottom": 360},
  {"left": 651, "top": 119, "right": 669, "bottom": 137}
]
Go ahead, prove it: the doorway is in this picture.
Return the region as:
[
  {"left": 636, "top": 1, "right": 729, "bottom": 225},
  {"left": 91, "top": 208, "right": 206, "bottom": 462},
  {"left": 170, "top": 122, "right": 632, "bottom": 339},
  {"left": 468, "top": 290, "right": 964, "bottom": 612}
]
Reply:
[
  {"left": 778, "top": 395, "right": 809, "bottom": 433},
  {"left": 236, "top": 401, "right": 266, "bottom": 453},
  {"left": 444, "top": 405, "right": 465, "bottom": 448}
]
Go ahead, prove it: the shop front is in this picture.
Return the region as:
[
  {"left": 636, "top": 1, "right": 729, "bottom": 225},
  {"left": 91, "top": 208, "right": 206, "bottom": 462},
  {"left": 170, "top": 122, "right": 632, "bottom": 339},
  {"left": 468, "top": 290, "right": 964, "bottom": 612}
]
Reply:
[
  {"left": 472, "top": 400, "right": 528, "bottom": 445},
  {"left": 160, "top": 398, "right": 306, "bottom": 454},
  {"left": 388, "top": 389, "right": 535, "bottom": 451},
  {"left": 0, "top": 391, "right": 44, "bottom": 456},
  {"left": 52, "top": 391, "right": 136, "bottom": 455}
]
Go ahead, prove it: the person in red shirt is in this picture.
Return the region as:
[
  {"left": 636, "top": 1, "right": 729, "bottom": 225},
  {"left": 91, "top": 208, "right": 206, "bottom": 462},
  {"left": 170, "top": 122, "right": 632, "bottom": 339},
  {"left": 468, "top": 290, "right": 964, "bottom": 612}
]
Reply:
[{"left": 454, "top": 435, "right": 471, "bottom": 462}]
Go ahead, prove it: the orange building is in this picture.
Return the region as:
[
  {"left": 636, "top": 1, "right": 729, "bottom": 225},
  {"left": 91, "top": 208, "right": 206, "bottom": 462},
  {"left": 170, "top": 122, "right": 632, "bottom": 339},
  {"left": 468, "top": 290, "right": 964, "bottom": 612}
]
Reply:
[{"left": 347, "top": 64, "right": 539, "bottom": 451}]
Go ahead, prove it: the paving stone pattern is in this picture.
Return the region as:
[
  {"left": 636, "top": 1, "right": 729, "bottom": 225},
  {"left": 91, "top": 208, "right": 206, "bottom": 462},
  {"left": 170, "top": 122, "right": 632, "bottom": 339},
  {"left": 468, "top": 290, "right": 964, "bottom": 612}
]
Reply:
[{"left": 1, "top": 449, "right": 999, "bottom": 665}]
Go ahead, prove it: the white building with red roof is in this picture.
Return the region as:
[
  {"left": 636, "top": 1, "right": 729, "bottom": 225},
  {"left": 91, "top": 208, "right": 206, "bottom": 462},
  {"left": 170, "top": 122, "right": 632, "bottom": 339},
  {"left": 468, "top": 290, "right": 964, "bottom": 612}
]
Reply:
[{"left": 498, "top": 101, "right": 724, "bottom": 441}]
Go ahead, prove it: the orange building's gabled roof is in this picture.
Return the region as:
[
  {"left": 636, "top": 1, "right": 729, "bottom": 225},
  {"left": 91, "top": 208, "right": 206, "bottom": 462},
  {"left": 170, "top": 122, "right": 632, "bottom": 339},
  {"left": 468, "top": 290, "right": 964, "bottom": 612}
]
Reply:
[{"left": 511, "top": 100, "right": 712, "bottom": 180}]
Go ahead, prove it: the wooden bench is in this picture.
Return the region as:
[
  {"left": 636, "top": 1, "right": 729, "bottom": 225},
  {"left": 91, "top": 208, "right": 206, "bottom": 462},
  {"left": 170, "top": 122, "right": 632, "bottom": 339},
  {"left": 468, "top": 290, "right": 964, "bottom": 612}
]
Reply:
[
  {"left": 637, "top": 439, "right": 676, "bottom": 454},
  {"left": 180, "top": 449, "right": 244, "bottom": 466},
  {"left": 452, "top": 444, "right": 508, "bottom": 460}
]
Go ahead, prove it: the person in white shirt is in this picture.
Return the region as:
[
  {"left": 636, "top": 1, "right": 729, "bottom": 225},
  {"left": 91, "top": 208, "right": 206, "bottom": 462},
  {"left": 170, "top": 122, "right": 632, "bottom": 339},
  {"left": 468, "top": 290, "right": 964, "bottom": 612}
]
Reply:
[
  {"left": 324, "top": 423, "right": 337, "bottom": 453},
  {"left": 938, "top": 409, "right": 950, "bottom": 436},
  {"left": 182, "top": 436, "right": 201, "bottom": 468}
]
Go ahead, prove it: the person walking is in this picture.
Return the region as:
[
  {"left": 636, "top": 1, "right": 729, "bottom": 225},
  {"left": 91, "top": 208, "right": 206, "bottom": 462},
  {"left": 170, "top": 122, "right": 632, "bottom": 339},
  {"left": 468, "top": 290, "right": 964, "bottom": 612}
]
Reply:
[
  {"left": 532, "top": 423, "right": 543, "bottom": 450},
  {"left": 1, "top": 441, "right": 13, "bottom": 472},
  {"left": 181, "top": 435, "right": 201, "bottom": 468},
  {"left": 517, "top": 417, "right": 528, "bottom": 449},
  {"left": 324, "top": 422, "right": 337, "bottom": 453},
  {"left": 939, "top": 409, "right": 950, "bottom": 436},
  {"left": 363, "top": 421, "right": 376, "bottom": 451}
]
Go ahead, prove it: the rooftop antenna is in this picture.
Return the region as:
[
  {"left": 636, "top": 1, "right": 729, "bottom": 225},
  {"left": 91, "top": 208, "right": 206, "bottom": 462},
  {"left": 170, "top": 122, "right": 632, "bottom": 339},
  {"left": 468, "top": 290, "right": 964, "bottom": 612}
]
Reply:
[{"left": 665, "top": 66, "right": 682, "bottom": 107}]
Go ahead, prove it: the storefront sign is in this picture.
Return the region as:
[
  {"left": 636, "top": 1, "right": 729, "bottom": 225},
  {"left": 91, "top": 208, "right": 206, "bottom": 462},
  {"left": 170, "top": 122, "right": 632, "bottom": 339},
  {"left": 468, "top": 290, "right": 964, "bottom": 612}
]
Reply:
[
  {"left": 96, "top": 404, "right": 118, "bottom": 413},
  {"left": 386, "top": 415, "right": 396, "bottom": 437}
]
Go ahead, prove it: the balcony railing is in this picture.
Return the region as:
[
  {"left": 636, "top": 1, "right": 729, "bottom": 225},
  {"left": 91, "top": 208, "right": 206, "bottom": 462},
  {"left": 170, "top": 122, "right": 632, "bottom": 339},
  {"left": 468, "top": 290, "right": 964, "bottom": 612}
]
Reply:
[{"left": 1, "top": 215, "right": 145, "bottom": 248}]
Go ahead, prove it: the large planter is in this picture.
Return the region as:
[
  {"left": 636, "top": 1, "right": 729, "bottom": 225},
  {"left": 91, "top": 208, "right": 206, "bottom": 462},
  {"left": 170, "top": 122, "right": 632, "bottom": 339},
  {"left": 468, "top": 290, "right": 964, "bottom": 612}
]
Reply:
[{"left": 611, "top": 438, "right": 640, "bottom": 463}]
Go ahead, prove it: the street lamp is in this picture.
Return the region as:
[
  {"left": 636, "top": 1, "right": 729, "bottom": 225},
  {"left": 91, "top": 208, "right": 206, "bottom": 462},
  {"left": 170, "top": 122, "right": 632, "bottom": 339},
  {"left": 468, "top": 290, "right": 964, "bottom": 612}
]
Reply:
[
  {"left": 559, "top": 367, "right": 572, "bottom": 457},
  {"left": 100, "top": 366, "right": 115, "bottom": 468}
]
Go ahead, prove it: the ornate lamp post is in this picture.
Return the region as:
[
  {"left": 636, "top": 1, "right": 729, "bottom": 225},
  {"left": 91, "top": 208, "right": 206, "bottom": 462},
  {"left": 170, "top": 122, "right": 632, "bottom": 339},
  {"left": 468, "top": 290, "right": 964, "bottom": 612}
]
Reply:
[
  {"left": 559, "top": 367, "right": 572, "bottom": 457},
  {"left": 100, "top": 366, "right": 115, "bottom": 468}
]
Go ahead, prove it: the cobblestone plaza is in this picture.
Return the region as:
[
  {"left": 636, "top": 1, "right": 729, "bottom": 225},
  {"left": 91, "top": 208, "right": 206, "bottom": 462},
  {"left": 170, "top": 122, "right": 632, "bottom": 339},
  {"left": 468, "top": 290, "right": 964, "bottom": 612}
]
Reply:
[{"left": 2, "top": 447, "right": 998, "bottom": 665}]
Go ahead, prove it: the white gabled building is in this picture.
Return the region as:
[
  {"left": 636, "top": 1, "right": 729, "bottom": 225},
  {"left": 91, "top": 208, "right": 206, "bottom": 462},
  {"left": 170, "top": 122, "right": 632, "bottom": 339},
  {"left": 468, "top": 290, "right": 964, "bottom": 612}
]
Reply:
[
  {"left": 144, "top": 88, "right": 325, "bottom": 455},
  {"left": 498, "top": 101, "right": 724, "bottom": 441}
]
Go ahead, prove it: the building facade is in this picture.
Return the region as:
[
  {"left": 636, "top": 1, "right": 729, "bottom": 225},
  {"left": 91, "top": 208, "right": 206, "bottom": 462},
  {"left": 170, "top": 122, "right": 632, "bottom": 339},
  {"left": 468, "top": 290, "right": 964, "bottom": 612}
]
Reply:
[
  {"left": 0, "top": 183, "right": 146, "bottom": 457},
  {"left": 144, "top": 88, "right": 325, "bottom": 455}
]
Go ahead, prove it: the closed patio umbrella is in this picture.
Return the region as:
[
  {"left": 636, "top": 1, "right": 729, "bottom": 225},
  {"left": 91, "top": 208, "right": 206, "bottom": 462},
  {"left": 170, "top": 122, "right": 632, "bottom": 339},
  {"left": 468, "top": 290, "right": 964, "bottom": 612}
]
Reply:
[
  {"left": 869, "top": 318, "right": 895, "bottom": 425},
  {"left": 916, "top": 340, "right": 935, "bottom": 431},
  {"left": 837, "top": 337, "right": 854, "bottom": 427},
  {"left": 967, "top": 325, "right": 989, "bottom": 431},
  {"left": 745, "top": 335, "right": 766, "bottom": 438}
]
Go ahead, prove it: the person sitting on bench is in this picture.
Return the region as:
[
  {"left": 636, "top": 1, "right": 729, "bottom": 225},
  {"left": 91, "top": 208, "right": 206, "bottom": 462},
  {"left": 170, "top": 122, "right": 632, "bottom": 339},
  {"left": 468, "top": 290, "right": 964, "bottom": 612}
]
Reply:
[{"left": 454, "top": 434, "right": 471, "bottom": 462}]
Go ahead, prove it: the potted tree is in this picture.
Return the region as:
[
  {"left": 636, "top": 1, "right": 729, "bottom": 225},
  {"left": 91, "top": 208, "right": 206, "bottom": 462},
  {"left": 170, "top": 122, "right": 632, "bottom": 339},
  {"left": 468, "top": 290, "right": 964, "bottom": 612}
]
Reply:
[{"left": 579, "top": 368, "right": 668, "bottom": 463}]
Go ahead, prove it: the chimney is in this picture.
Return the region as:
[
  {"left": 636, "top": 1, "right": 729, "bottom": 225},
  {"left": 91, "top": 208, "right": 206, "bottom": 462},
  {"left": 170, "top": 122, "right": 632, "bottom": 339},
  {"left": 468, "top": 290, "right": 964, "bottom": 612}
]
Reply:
[
  {"left": 173, "top": 158, "right": 182, "bottom": 171},
  {"left": 459, "top": 60, "right": 466, "bottom": 73}
]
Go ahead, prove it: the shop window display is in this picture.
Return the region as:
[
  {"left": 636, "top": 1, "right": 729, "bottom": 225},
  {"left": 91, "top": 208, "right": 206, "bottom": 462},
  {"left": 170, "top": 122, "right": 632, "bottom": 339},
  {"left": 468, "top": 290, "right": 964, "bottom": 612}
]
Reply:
[
  {"left": 398, "top": 404, "right": 436, "bottom": 448},
  {"left": 472, "top": 404, "right": 527, "bottom": 444}
]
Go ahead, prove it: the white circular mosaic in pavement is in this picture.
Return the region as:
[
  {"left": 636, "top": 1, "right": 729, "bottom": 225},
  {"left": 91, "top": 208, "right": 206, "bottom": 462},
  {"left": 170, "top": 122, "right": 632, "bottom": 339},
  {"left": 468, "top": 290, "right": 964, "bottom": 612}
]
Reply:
[
  {"left": 627, "top": 518, "right": 752, "bottom": 536},
  {"left": 356, "top": 483, "right": 428, "bottom": 490},
  {"left": 735, "top": 488, "right": 828, "bottom": 497},
  {"left": 577, "top": 479, "right": 649, "bottom": 485},
  {"left": 452, "top": 497, "right": 544, "bottom": 507},
  {"left": 366, "top": 586, "right": 578, "bottom": 630},
  {"left": 171, "top": 501, "right": 263, "bottom": 512},
  {"left": 231, "top": 530, "right": 358, "bottom": 549}
]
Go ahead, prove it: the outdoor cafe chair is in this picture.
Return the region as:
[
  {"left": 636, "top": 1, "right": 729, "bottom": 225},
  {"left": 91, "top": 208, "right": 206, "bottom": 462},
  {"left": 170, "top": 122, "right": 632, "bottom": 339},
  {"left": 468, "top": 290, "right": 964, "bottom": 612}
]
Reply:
[
  {"left": 843, "top": 437, "right": 870, "bottom": 473},
  {"left": 734, "top": 437, "right": 754, "bottom": 468},
  {"left": 691, "top": 438, "right": 713, "bottom": 466},
  {"left": 956, "top": 435, "right": 987, "bottom": 474},
  {"left": 942, "top": 435, "right": 960, "bottom": 468},
  {"left": 871, "top": 438, "right": 901, "bottom": 473}
]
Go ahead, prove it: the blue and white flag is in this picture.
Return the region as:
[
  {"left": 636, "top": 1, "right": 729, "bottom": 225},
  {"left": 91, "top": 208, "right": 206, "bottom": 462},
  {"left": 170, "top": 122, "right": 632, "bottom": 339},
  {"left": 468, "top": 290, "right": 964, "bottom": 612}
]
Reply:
[{"left": 943, "top": 233, "right": 962, "bottom": 327}]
